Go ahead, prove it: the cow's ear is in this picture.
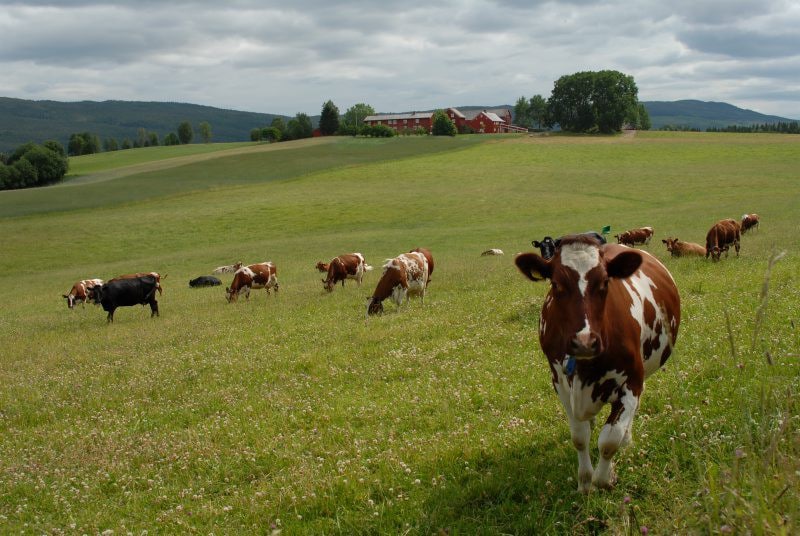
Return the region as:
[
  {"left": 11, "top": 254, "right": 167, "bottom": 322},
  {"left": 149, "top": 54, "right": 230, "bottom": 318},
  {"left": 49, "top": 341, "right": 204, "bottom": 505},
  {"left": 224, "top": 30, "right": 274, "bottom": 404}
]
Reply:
[
  {"left": 532, "top": 240, "right": 541, "bottom": 248},
  {"left": 606, "top": 251, "right": 642, "bottom": 279},
  {"left": 515, "top": 252, "right": 551, "bottom": 281},
  {"left": 661, "top": 239, "right": 668, "bottom": 244}
]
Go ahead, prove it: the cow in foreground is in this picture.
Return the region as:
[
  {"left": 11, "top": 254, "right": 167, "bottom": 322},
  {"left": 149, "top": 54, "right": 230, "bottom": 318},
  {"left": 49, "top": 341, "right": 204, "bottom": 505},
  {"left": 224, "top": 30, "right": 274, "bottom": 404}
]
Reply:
[
  {"left": 90, "top": 275, "right": 160, "bottom": 323},
  {"left": 515, "top": 235, "right": 680, "bottom": 492},
  {"left": 705, "top": 219, "right": 741, "bottom": 261},
  {"left": 533, "top": 232, "right": 607, "bottom": 260},
  {"left": 366, "top": 251, "right": 429, "bottom": 316},
  {"left": 226, "top": 262, "right": 279, "bottom": 302},
  {"left": 189, "top": 276, "right": 222, "bottom": 287},
  {"left": 322, "top": 253, "right": 369, "bottom": 292},
  {"left": 614, "top": 227, "right": 653, "bottom": 246},
  {"left": 741, "top": 213, "right": 760, "bottom": 234},
  {"left": 661, "top": 237, "right": 706, "bottom": 257},
  {"left": 63, "top": 278, "right": 103, "bottom": 309}
]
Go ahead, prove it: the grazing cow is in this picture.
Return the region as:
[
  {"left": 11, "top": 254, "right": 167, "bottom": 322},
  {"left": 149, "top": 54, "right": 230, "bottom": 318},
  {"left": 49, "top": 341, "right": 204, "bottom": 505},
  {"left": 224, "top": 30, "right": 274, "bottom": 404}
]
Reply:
[
  {"left": 189, "top": 275, "right": 222, "bottom": 287},
  {"left": 322, "top": 253, "right": 368, "bottom": 292},
  {"left": 90, "top": 275, "right": 160, "bottom": 323},
  {"left": 225, "top": 262, "right": 279, "bottom": 302},
  {"left": 410, "top": 247, "right": 434, "bottom": 284},
  {"left": 533, "top": 232, "right": 607, "bottom": 260},
  {"left": 315, "top": 261, "right": 330, "bottom": 273},
  {"left": 515, "top": 235, "right": 680, "bottom": 492},
  {"left": 366, "top": 251, "right": 429, "bottom": 316},
  {"left": 481, "top": 248, "right": 505, "bottom": 256},
  {"left": 110, "top": 272, "right": 165, "bottom": 295},
  {"left": 63, "top": 278, "right": 103, "bottom": 309},
  {"left": 741, "top": 213, "right": 760, "bottom": 234},
  {"left": 213, "top": 262, "right": 243, "bottom": 275},
  {"left": 661, "top": 237, "right": 706, "bottom": 257},
  {"left": 705, "top": 219, "right": 741, "bottom": 261},
  {"left": 614, "top": 227, "right": 654, "bottom": 247}
]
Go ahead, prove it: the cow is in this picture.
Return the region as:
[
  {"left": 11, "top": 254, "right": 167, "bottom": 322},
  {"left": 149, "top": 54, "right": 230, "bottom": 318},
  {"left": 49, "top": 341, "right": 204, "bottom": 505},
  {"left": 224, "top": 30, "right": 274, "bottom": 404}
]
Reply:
[
  {"left": 741, "top": 213, "right": 760, "bottom": 234},
  {"left": 481, "top": 248, "right": 505, "bottom": 256},
  {"left": 315, "top": 261, "right": 330, "bottom": 273},
  {"left": 366, "top": 251, "right": 429, "bottom": 316},
  {"left": 110, "top": 272, "right": 165, "bottom": 295},
  {"left": 515, "top": 235, "right": 680, "bottom": 492},
  {"left": 189, "top": 275, "right": 222, "bottom": 287},
  {"left": 225, "top": 262, "right": 279, "bottom": 302},
  {"left": 90, "top": 275, "right": 160, "bottom": 323},
  {"left": 533, "top": 232, "right": 607, "bottom": 260},
  {"left": 705, "top": 219, "right": 741, "bottom": 261},
  {"left": 614, "top": 227, "right": 654, "bottom": 247},
  {"left": 63, "top": 278, "right": 103, "bottom": 309},
  {"left": 661, "top": 237, "right": 706, "bottom": 257},
  {"left": 410, "top": 247, "right": 434, "bottom": 285},
  {"left": 322, "top": 253, "right": 368, "bottom": 292},
  {"left": 213, "top": 262, "right": 243, "bottom": 275}
]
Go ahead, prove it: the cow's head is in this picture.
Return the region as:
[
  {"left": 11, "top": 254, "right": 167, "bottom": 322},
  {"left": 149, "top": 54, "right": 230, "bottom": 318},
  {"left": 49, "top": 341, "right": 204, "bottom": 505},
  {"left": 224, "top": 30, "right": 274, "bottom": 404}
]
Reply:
[
  {"left": 63, "top": 293, "right": 76, "bottom": 309},
  {"left": 366, "top": 297, "right": 384, "bottom": 316},
  {"left": 516, "top": 235, "right": 642, "bottom": 358},
  {"left": 531, "top": 236, "right": 557, "bottom": 260},
  {"left": 322, "top": 278, "right": 335, "bottom": 292},
  {"left": 316, "top": 261, "right": 329, "bottom": 273},
  {"left": 225, "top": 286, "right": 238, "bottom": 303},
  {"left": 87, "top": 285, "right": 103, "bottom": 304},
  {"left": 709, "top": 245, "right": 726, "bottom": 262},
  {"left": 662, "top": 237, "right": 678, "bottom": 253}
]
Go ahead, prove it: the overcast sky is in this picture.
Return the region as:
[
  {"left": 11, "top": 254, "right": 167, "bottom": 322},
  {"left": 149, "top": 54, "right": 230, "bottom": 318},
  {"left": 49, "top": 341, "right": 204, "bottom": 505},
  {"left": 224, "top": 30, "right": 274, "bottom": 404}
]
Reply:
[{"left": 1, "top": 0, "right": 799, "bottom": 119}]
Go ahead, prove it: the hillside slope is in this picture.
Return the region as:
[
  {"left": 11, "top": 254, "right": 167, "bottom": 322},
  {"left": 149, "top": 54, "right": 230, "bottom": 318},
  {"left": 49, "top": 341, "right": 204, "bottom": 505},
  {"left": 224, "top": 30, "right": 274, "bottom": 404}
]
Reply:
[
  {"left": 642, "top": 99, "right": 796, "bottom": 130},
  {"left": 0, "top": 98, "right": 287, "bottom": 153}
]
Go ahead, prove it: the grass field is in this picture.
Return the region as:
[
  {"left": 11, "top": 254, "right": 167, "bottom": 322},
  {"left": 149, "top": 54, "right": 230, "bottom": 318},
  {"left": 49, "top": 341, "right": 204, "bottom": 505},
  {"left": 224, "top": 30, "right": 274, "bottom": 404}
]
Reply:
[{"left": 0, "top": 132, "right": 798, "bottom": 534}]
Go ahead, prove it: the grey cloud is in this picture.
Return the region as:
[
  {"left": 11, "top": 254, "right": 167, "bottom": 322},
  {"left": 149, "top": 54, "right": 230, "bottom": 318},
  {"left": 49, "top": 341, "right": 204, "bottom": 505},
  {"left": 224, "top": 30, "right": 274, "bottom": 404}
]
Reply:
[{"left": 678, "top": 29, "right": 800, "bottom": 59}]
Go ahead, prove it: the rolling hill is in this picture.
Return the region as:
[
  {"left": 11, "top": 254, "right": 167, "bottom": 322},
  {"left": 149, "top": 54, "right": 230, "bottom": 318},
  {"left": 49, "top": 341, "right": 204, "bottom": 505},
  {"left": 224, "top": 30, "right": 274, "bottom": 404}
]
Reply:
[{"left": 1, "top": 97, "right": 797, "bottom": 153}]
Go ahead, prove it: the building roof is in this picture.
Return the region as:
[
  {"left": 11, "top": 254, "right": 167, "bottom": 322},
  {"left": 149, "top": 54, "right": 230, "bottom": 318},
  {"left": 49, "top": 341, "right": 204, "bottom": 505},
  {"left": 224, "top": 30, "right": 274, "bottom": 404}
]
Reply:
[
  {"left": 363, "top": 112, "right": 433, "bottom": 121},
  {"left": 462, "top": 108, "right": 510, "bottom": 121},
  {"left": 446, "top": 108, "right": 466, "bottom": 119}
]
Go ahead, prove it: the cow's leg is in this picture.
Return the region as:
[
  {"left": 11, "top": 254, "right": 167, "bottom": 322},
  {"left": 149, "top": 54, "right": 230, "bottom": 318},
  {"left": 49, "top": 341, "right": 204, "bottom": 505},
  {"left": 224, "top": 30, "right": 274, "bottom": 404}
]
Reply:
[
  {"left": 150, "top": 298, "right": 159, "bottom": 317},
  {"left": 554, "top": 377, "right": 593, "bottom": 493},
  {"left": 593, "top": 390, "right": 639, "bottom": 489}
]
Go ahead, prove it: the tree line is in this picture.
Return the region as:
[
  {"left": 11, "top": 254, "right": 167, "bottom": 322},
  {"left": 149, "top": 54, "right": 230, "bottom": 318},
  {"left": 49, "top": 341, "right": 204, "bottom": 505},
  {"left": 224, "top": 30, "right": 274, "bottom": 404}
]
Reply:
[
  {"left": 67, "top": 121, "right": 213, "bottom": 156},
  {"left": 705, "top": 121, "right": 800, "bottom": 134},
  {"left": 0, "top": 140, "right": 68, "bottom": 190}
]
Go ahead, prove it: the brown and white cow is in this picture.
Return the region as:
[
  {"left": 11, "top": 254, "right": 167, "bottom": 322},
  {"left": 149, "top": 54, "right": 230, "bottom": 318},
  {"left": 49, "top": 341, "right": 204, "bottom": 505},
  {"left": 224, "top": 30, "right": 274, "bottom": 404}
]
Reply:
[
  {"left": 315, "top": 261, "right": 330, "bottom": 273},
  {"left": 213, "top": 262, "right": 243, "bottom": 275},
  {"left": 410, "top": 247, "right": 434, "bottom": 285},
  {"left": 109, "top": 272, "right": 165, "bottom": 294},
  {"left": 63, "top": 278, "right": 104, "bottom": 309},
  {"left": 366, "top": 251, "right": 429, "bottom": 316},
  {"left": 515, "top": 235, "right": 680, "bottom": 492},
  {"left": 614, "top": 227, "right": 653, "bottom": 247},
  {"left": 661, "top": 237, "right": 706, "bottom": 257},
  {"left": 741, "top": 213, "right": 760, "bottom": 234},
  {"left": 225, "top": 262, "right": 279, "bottom": 302},
  {"left": 705, "top": 219, "right": 741, "bottom": 261},
  {"left": 322, "top": 253, "right": 368, "bottom": 292}
]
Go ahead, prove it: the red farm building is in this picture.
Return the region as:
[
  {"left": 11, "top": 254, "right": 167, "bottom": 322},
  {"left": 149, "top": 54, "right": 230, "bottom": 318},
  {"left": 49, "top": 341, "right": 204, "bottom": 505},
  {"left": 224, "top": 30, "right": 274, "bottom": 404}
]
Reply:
[{"left": 364, "top": 107, "right": 526, "bottom": 134}]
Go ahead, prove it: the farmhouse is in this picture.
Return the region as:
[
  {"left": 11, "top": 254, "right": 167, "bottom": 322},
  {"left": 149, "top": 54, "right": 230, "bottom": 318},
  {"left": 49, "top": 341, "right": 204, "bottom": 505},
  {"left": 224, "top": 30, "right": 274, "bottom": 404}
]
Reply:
[{"left": 363, "top": 107, "right": 527, "bottom": 134}]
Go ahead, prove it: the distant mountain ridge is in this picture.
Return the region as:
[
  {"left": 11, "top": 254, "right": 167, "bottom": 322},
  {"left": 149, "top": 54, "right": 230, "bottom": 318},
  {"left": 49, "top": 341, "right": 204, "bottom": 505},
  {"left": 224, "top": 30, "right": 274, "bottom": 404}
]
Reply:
[
  {"left": 1, "top": 97, "right": 796, "bottom": 153},
  {"left": 642, "top": 100, "right": 796, "bottom": 130}
]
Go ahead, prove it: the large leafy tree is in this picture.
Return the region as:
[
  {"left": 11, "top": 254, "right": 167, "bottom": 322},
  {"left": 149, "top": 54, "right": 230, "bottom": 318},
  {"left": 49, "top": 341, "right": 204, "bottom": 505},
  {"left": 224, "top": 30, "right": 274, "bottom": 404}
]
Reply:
[
  {"left": 285, "top": 113, "right": 313, "bottom": 140},
  {"left": 199, "top": 121, "right": 212, "bottom": 143},
  {"left": 341, "top": 103, "right": 375, "bottom": 135},
  {"left": 514, "top": 96, "right": 531, "bottom": 128},
  {"left": 67, "top": 132, "right": 100, "bottom": 156},
  {"left": 319, "top": 100, "right": 340, "bottom": 135},
  {"left": 177, "top": 121, "right": 194, "bottom": 144},
  {"left": 547, "top": 70, "right": 638, "bottom": 133},
  {"left": 529, "top": 94, "right": 548, "bottom": 130},
  {"left": 431, "top": 110, "right": 457, "bottom": 136}
]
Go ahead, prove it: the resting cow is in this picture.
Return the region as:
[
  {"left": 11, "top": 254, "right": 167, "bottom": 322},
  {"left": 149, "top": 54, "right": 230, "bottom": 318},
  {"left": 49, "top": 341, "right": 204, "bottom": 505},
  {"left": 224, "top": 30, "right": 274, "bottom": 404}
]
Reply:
[
  {"left": 741, "top": 213, "right": 760, "bottom": 234},
  {"left": 481, "top": 249, "right": 505, "bottom": 256},
  {"left": 661, "top": 237, "right": 706, "bottom": 257},
  {"left": 367, "top": 251, "right": 429, "bottom": 316},
  {"left": 90, "top": 275, "right": 160, "bottom": 323},
  {"left": 614, "top": 227, "right": 653, "bottom": 247},
  {"left": 515, "top": 235, "right": 680, "bottom": 492},
  {"left": 189, "top": 276, "right": 222, "bottom": 287},
  {"left": 322, "top": 253, "right": 368, "bottom": 292},
  {"left": 225, "top": 262, "right": 279, "bottom": 302},
  {"left": 533, "top": 232, "right": 607, "bottom": 260},
  {"left": 705, "top": 219, "right": 741, "bottom": 261},
  {"left": 213, "top": 262, "right": 243, "bottom": 275},
  {"left": 63, "top": 278, "right": 104, "bottom": 309}
]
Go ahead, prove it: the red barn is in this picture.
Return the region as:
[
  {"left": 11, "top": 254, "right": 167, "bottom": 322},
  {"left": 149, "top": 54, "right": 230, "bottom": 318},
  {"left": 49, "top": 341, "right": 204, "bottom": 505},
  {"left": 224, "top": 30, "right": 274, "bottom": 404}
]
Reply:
[{"left": 363, "top": 112, "right": 434, "bottom": 132}]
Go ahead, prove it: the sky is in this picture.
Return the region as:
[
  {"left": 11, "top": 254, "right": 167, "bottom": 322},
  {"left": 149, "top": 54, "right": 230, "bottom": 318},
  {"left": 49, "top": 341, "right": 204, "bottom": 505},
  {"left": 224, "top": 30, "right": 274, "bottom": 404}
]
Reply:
[{"left": 1, "top": 0, "right": 799, "bottom": 119}]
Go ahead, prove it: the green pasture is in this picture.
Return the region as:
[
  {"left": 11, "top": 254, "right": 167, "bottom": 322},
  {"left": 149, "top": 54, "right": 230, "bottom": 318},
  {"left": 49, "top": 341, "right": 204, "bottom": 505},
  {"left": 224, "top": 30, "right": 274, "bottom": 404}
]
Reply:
[{"left": 0, "top": 132, "right": 798, "bottom": 534}]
